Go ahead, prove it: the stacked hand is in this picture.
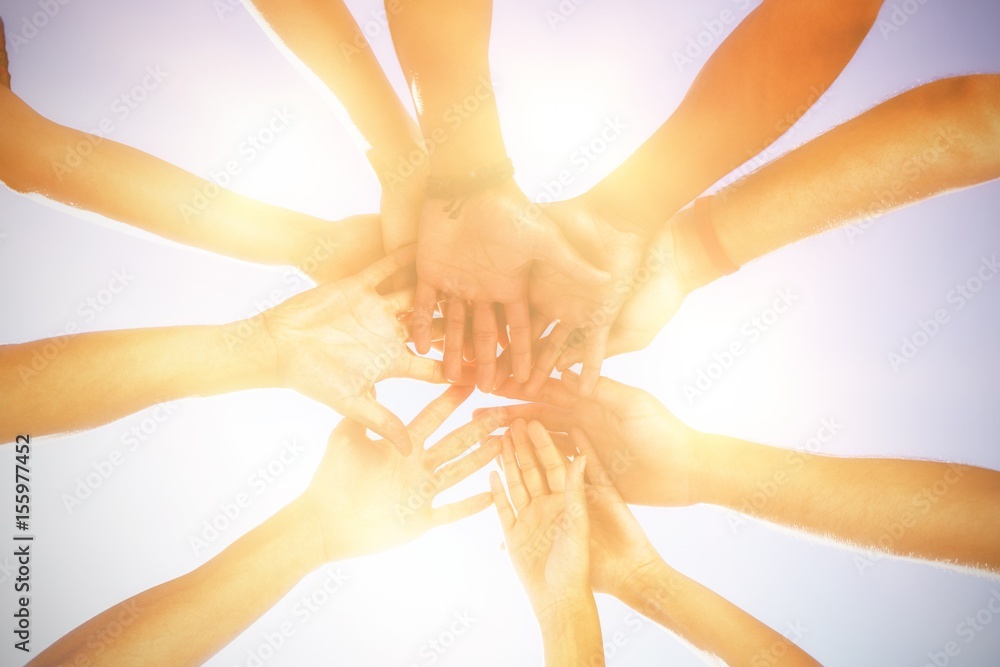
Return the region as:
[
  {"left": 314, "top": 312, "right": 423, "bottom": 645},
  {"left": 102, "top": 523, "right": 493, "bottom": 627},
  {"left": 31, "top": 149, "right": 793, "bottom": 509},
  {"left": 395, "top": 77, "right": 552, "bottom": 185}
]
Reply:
[
  {"left": 301, "top": 385, "right": 501, "bottom": 561},
  {"left": 522, "top": 197, "right": 653, "bottom": 396},
  {"left": 481, "top": 371, "right": 699, "bottom": 507},
  {"left": 410, "top": 180, "right": 611, "bottom": 392},
  {"left": 260, "top": 246, "right": 459, "bottom": 454}
]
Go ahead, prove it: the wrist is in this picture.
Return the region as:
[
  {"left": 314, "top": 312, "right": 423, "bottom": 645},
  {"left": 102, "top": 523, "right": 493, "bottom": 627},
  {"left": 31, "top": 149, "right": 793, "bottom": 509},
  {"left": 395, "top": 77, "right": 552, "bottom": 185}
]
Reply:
[
  {"left": 282, "top": 496, "right": 335, "bottom": 572},
  {"left": 534, "top": 590, "right": 597, "bottom": 628},
  {"left": 669, "top": 203, "right": 727, "bottom": 293},
  {"left": 618, "top": 558, "right": 685, "bottom": 621},
  {"left": 226, "top": 314, "right": 279, "bottom": 390}
]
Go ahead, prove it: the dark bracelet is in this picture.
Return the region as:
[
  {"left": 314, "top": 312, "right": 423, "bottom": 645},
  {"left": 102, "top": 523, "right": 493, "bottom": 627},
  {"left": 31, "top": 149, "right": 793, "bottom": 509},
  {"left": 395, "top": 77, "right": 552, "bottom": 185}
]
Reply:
[
  {"left": 693, "top": 196, "right": 739, "bottom": 276},
  {"left": 425, "top": 158, "right": 515, "bottom": 199}
]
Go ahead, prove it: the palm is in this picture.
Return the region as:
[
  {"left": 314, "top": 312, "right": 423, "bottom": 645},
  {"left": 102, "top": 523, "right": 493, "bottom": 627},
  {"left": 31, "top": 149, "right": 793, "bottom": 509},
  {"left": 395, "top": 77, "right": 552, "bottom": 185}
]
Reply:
[
  {"left": 507, "top": 494, "right": 589, "bottom": 599},
  {"left": 417, "top": 185, "right": 549, "bottom": 303},
  {"left": 305, "top": 386, "right": 499, "bottom": 561}
]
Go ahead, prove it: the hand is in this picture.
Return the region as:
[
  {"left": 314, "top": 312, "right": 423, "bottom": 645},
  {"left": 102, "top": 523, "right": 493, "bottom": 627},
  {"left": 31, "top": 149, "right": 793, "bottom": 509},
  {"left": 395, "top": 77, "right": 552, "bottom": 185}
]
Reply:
[
  {"left": 522, "top": 197, "right": 651, "bottom": 397},
  {"left": 302, "top": 385, "right": 501, "bottom": 561},
  {"left": 411, "top": 180, "right": 610, "bottom": 391},
  {"left": 490, "top": 419, "right": 592, "bottom": 618},
  {"left": 482, "top": 372, "right": 698, "bottom": 507},
  {"left": 552, "top": 205, "right": 710, "bottom": 369},
  {"left": 260, "top": 246, "right": 452, "bottom": 454},
  {"left": 367, "top": 143, "right": 429, "bottom": 259}
]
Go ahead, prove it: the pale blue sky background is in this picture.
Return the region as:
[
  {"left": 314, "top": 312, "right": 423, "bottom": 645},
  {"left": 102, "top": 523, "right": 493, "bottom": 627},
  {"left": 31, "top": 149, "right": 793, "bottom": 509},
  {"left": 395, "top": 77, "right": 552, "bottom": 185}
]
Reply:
[{"left": 1, "top": 0, "right": 999, "bottom": 665}]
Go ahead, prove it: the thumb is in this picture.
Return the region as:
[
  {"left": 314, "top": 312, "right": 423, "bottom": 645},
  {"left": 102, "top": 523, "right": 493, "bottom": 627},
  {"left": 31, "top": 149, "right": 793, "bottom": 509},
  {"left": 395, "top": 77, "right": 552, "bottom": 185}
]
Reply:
[{"left": 341, "top": 394, "right": 413, "bottom": 455}]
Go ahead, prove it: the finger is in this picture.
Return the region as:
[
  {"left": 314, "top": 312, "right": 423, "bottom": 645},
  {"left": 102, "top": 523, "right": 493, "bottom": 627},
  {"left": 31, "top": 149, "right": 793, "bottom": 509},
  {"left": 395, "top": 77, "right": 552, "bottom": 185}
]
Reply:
[
  {"left": 427, "top": 411, "right": 506, "bottom": 469},
  {"left": 473, "top": 404, "right": 576, "bottom": 433},
  {"left": 434, "top": 437, "right": 501, "bottom": 492},
  {"left": 495, "top": 303, "right": 510, "bottom": 349},
  {"left": 494, "top": 377, "right": 580, "bottom": 409},
  {"left": 490, "top": 471, "right": 517, "bottom": 533},
  {"left": 433, "top": 492, "right": 493, "bottom": 528},
  {"left": 561, "top": 369, "right": 631, "bottom": 410},
  {"left": 472, "top": 301, "right": 498, "bottom": 392},
  {"left": 511, "top": 419, "right": 548, "bottom": 497},
  {"left": 500, "top": 433, "right": 531, "bottom": 511},
  {"left": 527, "top": 421, "right": 566, "bottom": 493},
  {"left": 341, "top": 394, "right": 412, "bottom": 455},
  {"left": 444, "top": 297, "right": 467, "bottom": 383},
  {"left": 397, "top": 351, "right": 448, "bottom": 384},
  {"left": 462, "top": 305, "right": 476, "bottom": 361},
  {"left": 570, "top": 427, "right": 617, "bottom": 490},
  {"left": 383, "top": 287, "right": 416, "bottom": 316},
  {"left": 525, "top": 322, "right": 572, "bottom": 396},
  {"left": 564, "top": 455, "right": 589, "bottom": 536},
  {"left": 532, "top": 226, "right": 611, "bottom": 287},
  {"left": 411, "top": 280, "right": 439, "bottom": 354},
  {"left": 407, "top": 384, "right": 475, "bottom": 446},
  {"left": 493, "top": 348, "right": 514, "bottom": 393},
  {"left": 399, "top": 313, "right": 447, "bottom": 344},
  {"left": 503, "top": 300, "right": 533, "bottom": 384},
  {"left": 330, "top": 417, "right": 369, "bottom": 444},
  {"left": 363, "top": 244, "right": 417, "bottom": 289},
  {"left": 549, "top": 432, "right": 578, "bottom": 460},
  {"left": 578, "top": 324, "right": 611, "bottom": 397}
]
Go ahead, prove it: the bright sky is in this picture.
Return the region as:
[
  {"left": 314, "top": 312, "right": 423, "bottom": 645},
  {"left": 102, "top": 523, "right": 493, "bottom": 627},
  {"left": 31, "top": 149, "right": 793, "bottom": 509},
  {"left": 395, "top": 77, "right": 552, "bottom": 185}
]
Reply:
[{"left": 1, "top": 0, "right": 999, "bottom": 665}]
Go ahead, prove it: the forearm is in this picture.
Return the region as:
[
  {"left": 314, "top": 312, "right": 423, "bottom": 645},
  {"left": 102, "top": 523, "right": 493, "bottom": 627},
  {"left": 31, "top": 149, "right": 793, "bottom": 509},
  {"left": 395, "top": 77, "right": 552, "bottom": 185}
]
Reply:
[
  {"left": 591, "top": 0, "right": 880, "bottom": 233},
  {"left": 388, "top": 0, "right": 507, "bottom": 176},
  {"left": 0, "top": 322, "right": 273, "bottom": 442},
  {"left": 697, "top": 435, "right": 1000, "bottom": 572},
  {"left": 537, "top": 596, "right": 604, "bottom": 667},
  {"left": 249, "top": 0, "right": 419, "bottom": 155},
  {"left": 30, "top": 498, "right": 325, "bottom": 667},
  {"left": 711, "top": 75, "right": 1000, "bottom": 267},
  {"left": 620, "top": 559, "right": 818, "bottom": 666},
  {"left": 0, "top": 89, "right": 347, "bottom": 273}
]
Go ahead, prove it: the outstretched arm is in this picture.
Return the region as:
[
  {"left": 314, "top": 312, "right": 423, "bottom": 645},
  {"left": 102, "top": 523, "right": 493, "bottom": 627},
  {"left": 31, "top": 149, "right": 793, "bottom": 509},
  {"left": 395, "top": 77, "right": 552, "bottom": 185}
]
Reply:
[
  {"left": 589, "top": 0, "right": 883, "bottom": 230},
  {"left": 573, "top": 74, "right": 1000, "bottom": 365},
  {"left": 386, "top": 0, "right": 608, "bottom": 392},
  {"left": 246, "top": 0, "right": 425, "bottom": 254},
  {"left": 0, "top": 250, "right": 446, "bottom": 451},
  {"left": 486, "top": 375, "right": 1000, "bottom": 574},
  {"left": 0, "top": 83, "right": 381, "bottom": 284},
  {"left": 708, "top": 74, "right": 1000, "bottom": 269},
  {"left": 29, "top": 386, "right": 498, "bottom": 666}
]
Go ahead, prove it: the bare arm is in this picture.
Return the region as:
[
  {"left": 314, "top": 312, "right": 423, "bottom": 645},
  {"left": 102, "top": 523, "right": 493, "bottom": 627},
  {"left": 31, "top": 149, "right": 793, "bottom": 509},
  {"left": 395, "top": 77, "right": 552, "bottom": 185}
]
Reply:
[
  {"left": 709, "top": 74, "right": 1000, "bottom": 269},
  {"left": 0, "top": 87, "right": 382, "bottom": 284},
  {"left": 0, "top": 324, "right": 270, "bottom": 443},
  {"left": 589, "top": 0, "right": 883, "bottom": 233},
  {"left": 28, "top": 499, "right": 323, "bottom": 667},
  {"left": 246, "top": 0, "right": 425, "bottom": 253},
  {"left": 696, "top": 434, "right": 1000, "bottom": 574}
]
